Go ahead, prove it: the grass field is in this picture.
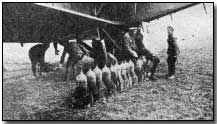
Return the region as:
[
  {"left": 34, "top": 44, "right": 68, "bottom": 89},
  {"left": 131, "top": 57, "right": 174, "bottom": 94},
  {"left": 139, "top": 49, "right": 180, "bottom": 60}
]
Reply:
[{"left": 3, "top": 41, "right": 213, "bottom": 120}]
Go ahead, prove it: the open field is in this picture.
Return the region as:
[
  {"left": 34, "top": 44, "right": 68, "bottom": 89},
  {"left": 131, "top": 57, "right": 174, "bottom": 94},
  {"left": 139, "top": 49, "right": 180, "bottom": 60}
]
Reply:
[{"left": 3, "top": 42, "right": 213, "bottom": 120}]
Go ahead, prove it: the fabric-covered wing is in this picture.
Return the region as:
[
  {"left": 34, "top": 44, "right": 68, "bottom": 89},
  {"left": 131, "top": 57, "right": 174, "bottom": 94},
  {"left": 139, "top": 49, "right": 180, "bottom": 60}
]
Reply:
[
  {"left": 134, "top": 3, "right": 200, "bottom": 22},
  {"left": 98, "top": 3, "right": 199, "bottom": 24},
  {"left": 3, "top": 3, "right": 199, "bottom": 43},
  {"left": 3, "top": 3, "right": 114, "bottom": 43}
]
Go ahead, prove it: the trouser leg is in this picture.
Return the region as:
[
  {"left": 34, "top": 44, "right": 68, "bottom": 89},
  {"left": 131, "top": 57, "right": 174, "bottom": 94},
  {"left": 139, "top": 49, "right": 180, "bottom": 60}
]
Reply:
[
  {"left": 65, "top": 56, "right": 74, "bottom": 81},
  {"left": 29, "top": 53, "right": 38, "bottom": 76},
  {"left": 167, "top": 57, "right": 172, "bottom": 76},
  {"left": 53, "top": 42, "right": 59, "bottom": 55},
  {"left": 31, "top": 62, "right": 37, "bottom": 76},
  {"left": 150, "top": 56, "right": 160, "bottom": 75},
  {"left": 167, "top": 56, "right": 177, "bottom": 76},
  {"left": 171, "top": 56, "right": 177, "bottom": 75},
  {"left": 60, "top": 48, "right": 67, "bottom": 64},
  {"left": 39, "top": 57, "right": 45, "bottom": 75}
]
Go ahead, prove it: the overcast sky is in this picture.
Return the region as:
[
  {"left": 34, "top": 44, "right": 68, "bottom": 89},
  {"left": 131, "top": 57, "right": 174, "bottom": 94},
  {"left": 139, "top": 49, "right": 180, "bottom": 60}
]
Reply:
[{"left": 143, "top": 3, "right": 213, "bottom": 53}]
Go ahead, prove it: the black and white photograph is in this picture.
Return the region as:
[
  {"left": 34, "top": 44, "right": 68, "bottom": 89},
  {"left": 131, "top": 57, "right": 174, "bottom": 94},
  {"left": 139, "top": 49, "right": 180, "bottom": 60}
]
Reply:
[{"left": 2, "top": 2, "right": 214, "bottom": 120}]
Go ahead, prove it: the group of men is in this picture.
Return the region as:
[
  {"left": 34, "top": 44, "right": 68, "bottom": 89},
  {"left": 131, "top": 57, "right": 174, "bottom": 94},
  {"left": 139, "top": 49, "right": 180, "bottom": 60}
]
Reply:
[
  {"left": 121, "top": 25, "right": 180, "bottom": 80},
  {"left": 122, "top": 26, "right": 160, "bottom": 80},
  {"left": 28, "top": 24, "right": 179, "bottom": 80}
]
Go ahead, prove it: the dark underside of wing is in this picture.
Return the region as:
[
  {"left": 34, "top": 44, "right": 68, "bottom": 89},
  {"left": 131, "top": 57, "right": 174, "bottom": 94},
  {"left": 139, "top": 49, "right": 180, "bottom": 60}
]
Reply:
[{"left": 3, "top": 3, "right": 199, "bottom": 43}]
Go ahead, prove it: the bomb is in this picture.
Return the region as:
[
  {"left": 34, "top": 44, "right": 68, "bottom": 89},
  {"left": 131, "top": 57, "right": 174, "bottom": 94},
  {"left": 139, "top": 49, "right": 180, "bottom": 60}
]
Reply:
[
  {"left": 73, "top": 70, "right": 91, "bottom": 108},
  {"left": 129, "top": 60, "right": 138, "bottom": 86},
  {"left": 135, "top": 59, "right": 144, "bottom": 85},
  {"left": 93, "top": 65, "right": 106, "bottom": 100},
  {"left": 86, "top": 69, "right": 97, "bottom": 105},
  {"left": 120, "top": 61, "right": 129, "bottom": 90},
  {"left": 110, "top": 63, "right": 119, "bottom": 91},
  {"left": 116, "top": 63, "right": 124, "bottom": 92},
  {"left": 141, "top": 56, "right": 150, "bottom": 80},
  {"left": 76, "top": 70, "right": 88, "bottom": 88},
  {"left": 102, "top": 65, "right": 116, "bottom": 97},
  {"left": 125, "top": 61, "right": 133, "bottom": 89}
]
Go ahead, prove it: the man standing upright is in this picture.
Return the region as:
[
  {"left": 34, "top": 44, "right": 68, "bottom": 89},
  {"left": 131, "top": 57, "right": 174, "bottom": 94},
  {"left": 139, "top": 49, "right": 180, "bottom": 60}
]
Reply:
[{"left": 166, "top": 26, "right": 180, "bottom": 79}]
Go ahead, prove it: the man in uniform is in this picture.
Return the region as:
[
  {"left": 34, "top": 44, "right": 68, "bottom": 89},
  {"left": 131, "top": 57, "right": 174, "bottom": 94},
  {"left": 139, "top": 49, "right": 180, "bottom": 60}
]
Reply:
[
  {"left": 122, "top": 27, "right": 138, "bottom": 61},
  {"left": 166, "top": 26, "right": 180, "bottom": 79},
  {"left": 134, "top": 27, "right": 160, "bottom": 81}
]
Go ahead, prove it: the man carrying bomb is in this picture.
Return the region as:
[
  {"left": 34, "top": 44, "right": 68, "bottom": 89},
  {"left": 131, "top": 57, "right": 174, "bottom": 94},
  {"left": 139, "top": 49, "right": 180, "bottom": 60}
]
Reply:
[
  {"left": 29, "top": 42, "right": 50, "bottom": 76},
  {"left": 134, "top": 26, "right": 160, "bottom": 81}
]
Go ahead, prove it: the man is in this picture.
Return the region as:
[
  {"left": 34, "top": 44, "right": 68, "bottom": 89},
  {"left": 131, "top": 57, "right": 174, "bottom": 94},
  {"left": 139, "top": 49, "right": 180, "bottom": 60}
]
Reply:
[
  {"left": 122, "top": 27, "right": 138, "bottom": 61},
  {"left": 134, "top": 27, "right": 160, "bottom": 81},
  {"left": 29, "top": 42, "right": 50, "bottom": 76},
  {"left": 166, "top": 26, "right": 180, "bottom": 79}
]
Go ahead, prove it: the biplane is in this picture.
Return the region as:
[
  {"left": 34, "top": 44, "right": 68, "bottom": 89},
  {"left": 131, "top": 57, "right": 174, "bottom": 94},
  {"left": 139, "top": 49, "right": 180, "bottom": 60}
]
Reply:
[
  {"left": 3, "top": 2, "right": 205, "bottom": 45},
  {"left": 3, "top": 3, "right": 208, "bottom": 79}
]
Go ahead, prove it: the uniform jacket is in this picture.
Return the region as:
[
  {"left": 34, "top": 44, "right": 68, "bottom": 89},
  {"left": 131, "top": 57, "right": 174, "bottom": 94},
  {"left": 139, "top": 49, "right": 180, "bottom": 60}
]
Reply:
[
  {"left": 135, "top": 32, "right": 146, "bottom": 51},
  {"left": 167, "top": 34, "right": 180, "bottom": 56},
  {"left": 122, "top": 32, "right": 138, "bottom": 56}
]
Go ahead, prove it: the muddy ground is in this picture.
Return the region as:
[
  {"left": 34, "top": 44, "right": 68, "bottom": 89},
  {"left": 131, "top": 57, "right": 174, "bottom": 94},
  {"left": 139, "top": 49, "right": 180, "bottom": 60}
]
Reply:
[{"left": 3, "top": 45, "right": 213, "bottom": 120}]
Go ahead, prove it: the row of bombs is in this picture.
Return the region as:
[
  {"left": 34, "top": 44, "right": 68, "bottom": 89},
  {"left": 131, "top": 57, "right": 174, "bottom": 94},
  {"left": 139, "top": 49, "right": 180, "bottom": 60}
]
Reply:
[{"left": 71, "top": 58, "right": 149, "bottom": 108}]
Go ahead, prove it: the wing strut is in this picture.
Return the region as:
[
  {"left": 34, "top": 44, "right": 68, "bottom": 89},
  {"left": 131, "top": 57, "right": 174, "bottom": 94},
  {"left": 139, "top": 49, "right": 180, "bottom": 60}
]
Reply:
[
  {"left": 170, "top": 14, "right": 173, "bottom": 21},
  {"left": 135, "top": 3, "right": 137, "bottom": 14},
  {"left": 203, "top": 3, "right": 208, "bottom": 15},
  {"left": 102, "top": 28, "right": 121, "bottom": 50},
  {"left": 97, "top": 27, "right": 101, "bottom": 39},
  {"left": 96, "top": 3, "right": 104, "bottom": 16},
  {"left": 20, "top": 43, "right": 24, "bottom": 47}
]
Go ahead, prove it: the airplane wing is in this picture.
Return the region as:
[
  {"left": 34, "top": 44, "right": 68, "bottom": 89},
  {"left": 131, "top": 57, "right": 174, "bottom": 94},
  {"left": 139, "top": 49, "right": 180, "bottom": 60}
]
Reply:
[
  {"left": 3, "top": 3, "right": 116, "bottom": 43},
  {"left": 3, "top": 3, "right": 200, "bottom": 43},
  {"left": 136, "top": 3, "right": 200, "bottom": 22},
  {"left": 97, "top": 3, "right": 200, "bottom": 24}
]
